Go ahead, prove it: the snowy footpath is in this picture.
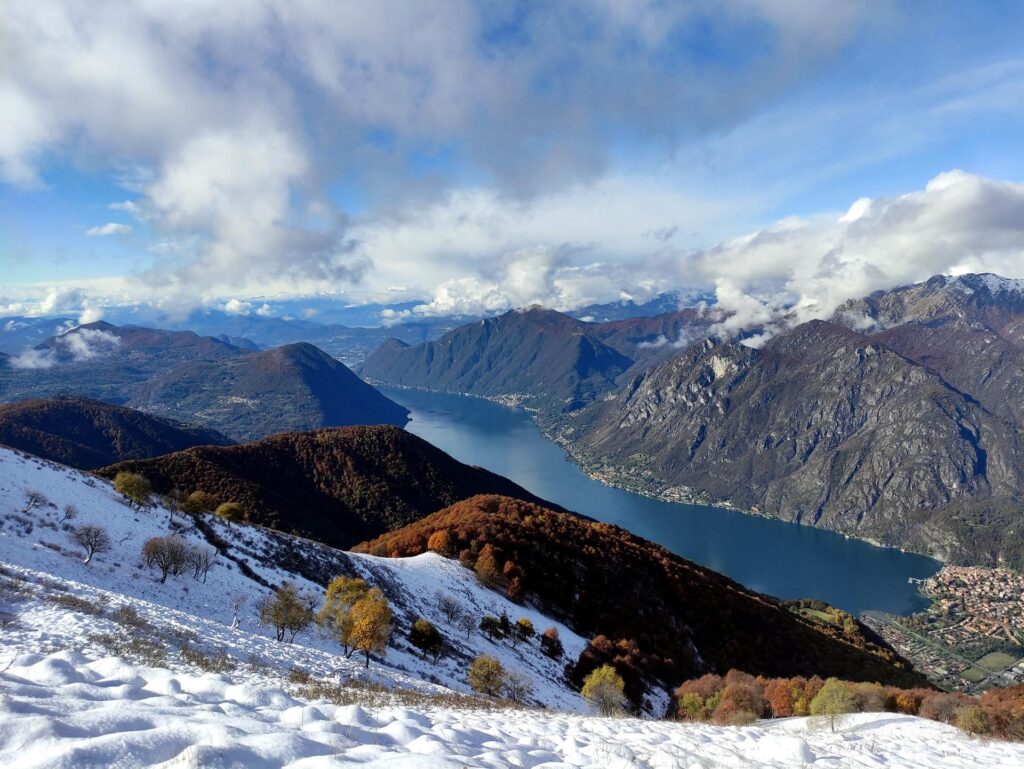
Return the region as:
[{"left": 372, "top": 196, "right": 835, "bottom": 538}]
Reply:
[{"left": 2, "top": 649, "right": 1023, "bottom": 769}]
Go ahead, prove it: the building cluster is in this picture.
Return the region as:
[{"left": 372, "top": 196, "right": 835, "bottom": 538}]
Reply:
[{"left": 863, "top": 566, "right": 1024, "bottom": 691}]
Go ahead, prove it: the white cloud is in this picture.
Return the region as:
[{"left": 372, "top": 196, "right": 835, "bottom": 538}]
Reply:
[
  {"left": 221, "top": 299, "right": 253, "bottom": 316},
  {"left": 57, "top": 327, "right": 121, "bottom": 361},
  {"left": 8, "top": 348, "right": 56, "bottom": 370},
  {"left": 697, "top": 170, "right": 1024, "bottom": 339},
  {"left": 85, "top": 222, "right": 132, "bottom": 236}
]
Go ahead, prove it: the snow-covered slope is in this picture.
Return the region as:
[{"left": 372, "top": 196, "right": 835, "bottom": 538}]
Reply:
[
  {"left": 0, "top": 445, "right": 589, "bottom": 710},
  {"left": 2, "top": 649, "right": 1021, "bottom": 769}
]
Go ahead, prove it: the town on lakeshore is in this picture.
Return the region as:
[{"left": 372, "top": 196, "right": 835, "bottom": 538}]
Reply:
[{"left": 865, "top": 565, "right": 1024, "bottom": 692}]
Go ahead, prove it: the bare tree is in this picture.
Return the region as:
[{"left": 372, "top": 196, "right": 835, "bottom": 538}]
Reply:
[
  {"left": 142, "top": 536, "right": 189, "bottom": 583},
  {"left": 22, "top": 491, "right": 47, "bottom": 514},
  {"left": 437, "top": 592, "right": 462, "bottom": 624},
  {"left": 230, "top": 594, "right": 247, "bottom": 630},
  {"left": 72, "top": 525, "right": 111, "bottom": 564},
  {"left": 58, "top": 504, "right": 78, "bottom": 525},
  {"left": 458, "top": 612, "right": 476, "bottom": 640},
  {"left": 502, "top": 670, "right": 534, "bottom": 704},
  {"left": 187, "top": 545, "right": 216, "bottom": 582}
]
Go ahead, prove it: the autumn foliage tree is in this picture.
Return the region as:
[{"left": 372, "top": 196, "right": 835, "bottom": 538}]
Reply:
[
  {"left": 540, "top": 626, "right": 564, "bottom": 659},
  {"left": 409, "top": 618, "right": 444, "bottom": 661},
  {"left": 215, "top": 502, "right": 245, "bottom": 522},
  {"left": 318, "top": 575, "right": 370, "bottom": 656},
  {"left": 810, "top": 678, "right": 858, "bottom": 732},
  {"left": 427, "top": 529, "right": 453, "bottom": 556},
  {"left": 474, "top": 544, "right": 502, "bottom": 588},
  {"left": 582, "top": 664, "right": 627, "bottom": 716},
  {"left": 258, "top": 582, "right": 315, "bottom": 642},
  {"left": 114, "top": 472, "right": 151, "bottom": 508},
  {"left": 348, "top": 589, "right": 392, "bottom": 667},
  {"left": 468, "top": 654, "right": 506, "bottom": 697}
]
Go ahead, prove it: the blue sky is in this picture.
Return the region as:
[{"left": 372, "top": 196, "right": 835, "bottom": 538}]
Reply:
[{"left": 2, "top": 1, "right": 1024, "bottom": 322}]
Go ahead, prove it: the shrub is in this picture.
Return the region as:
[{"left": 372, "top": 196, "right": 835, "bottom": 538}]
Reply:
[
  {"left": 214, "top": 502, "right": 245, "bottom": 522},
  {"left": 956, "top": 705, "right": 990, "bottom": 736},
  {"left": 850, "top": 682, "right": 887, "bottom": 713},
  {"left": 582, "top": 664, "right": 627, "bottom": 716},
  {"left": 712, "top": 671, "right": 764, "bottom": 725},
  {"left": 181, "top": 491, "right": 218, "bottom": 514},
  {"left": 469, "top": 655, "right": 506, "bottom": 697},
  {"left": 540, "top": 626, "right": 564, "bottom": 660},
  {"left": 409, "top": 618, "right": 444, "bottom": 661},
  {"left": 920, "top": 693, "right": 967, "bottom": 724},
  {"left": 114, "top": 472, "right": 151, "bottom": 508}
]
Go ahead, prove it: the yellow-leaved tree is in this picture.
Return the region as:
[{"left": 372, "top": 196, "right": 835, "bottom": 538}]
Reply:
[
  {"left": 348, "top": 588, "right": 393, "bottom": 668},
  {"left": 317, "top": 575, "right": 371, "bottom": 657},
  {"left": 581, "top": 664, "right": 626, "bottom": 716}
]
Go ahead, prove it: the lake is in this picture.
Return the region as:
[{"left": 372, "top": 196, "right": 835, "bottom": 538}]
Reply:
[{"left": 381, "top": 387, "right": 941, "bottom": 616}]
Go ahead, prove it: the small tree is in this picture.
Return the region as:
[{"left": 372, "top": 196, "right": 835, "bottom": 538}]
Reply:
[
  {"left": 22, "top": 490, "right": 47, "bottom": 513},
  {"left": 479, "top": 615, "right": 504, "bottom": 641},
  {"left": 540, "top": 626, "right": 564, "bottom": 659},
  {"left": 214, "top": 502, "right": 245, "bottom": 522},
  {"left": 181, "top": 490, "right": 218, "bottom": 514},
  {"left": 187, "top": 545, "right": 217, "bottom": 582},
  {"left": 427, "top": 529, "right": 453, "bottom": 556},
  {"left": 437, "top": 592, "right": 461, "bottom": 624},
  {"left": 348, "top": 589, "right": 392, "bottom": 667},
  {"left": 318, "top": 576, "right": 371, "bottom": 656},
  {"left": 142, "top": 536, "right": 189, "bottom": 583},
  {"left": 475, "top": 544, "right": 502, "bottom": 587},
  {"left": 409, "top": 618, "right": 444, "bottom": 661},
  {"left": 582, "top": 664, "right": 626, "bottom": 716},
  {"left": 502, "top": 670, "right": 534, "bottom": 704},
  {"left": 468, "top": 654, "right": 506, "bottom": 697},
  {"left": 512, "top": 617, "right": 535, "bottom": 648},
  {"left": 810, "top": 678, "right": 857, "bottom": 732},
  {"left": 114, "top": 472, "right": 152, "bottom": 508},
  {"left": 458, "top": 612, "right": 476, "bottom": 640},
  {"left": 59, "top": 504, "right": 78, "bottom": 525},
  {"left": 258, "top": 582, "right": 315, "bottom": 642},
  {"left": 72, "top": 525, "right": 111, "bottom": 564}
]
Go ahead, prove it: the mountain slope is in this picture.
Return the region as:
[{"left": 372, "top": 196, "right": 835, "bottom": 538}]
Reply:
[
  {"left": 360, "top": 307, "right": 633, "bottom": 412},
  {"left": 356, "top": 495, "right": 926, "bottom": 702},
  {"left": 573, "top": 319, "right": 1024, "bottom": 566},
  {"left": 0, "top": 396, "right": 231, "bottom": 469},
  {"left": 99, "top": 425, "right": 562, "bottom": 548},
  {"left": 130, "top": 342, "right": 410, "bottom": 440}
]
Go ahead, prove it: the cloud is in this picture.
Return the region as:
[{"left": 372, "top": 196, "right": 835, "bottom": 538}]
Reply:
[
  {"left": 221, "top": 299, "right": 253, "bottom": 316},
  {"left": 1, "top": 1, "right": 879, "bottom": 305},
  {"left": 57, "top": 327, "right": 121, "bottom": 361},
  {"left": 9, "top": 348, "right": 56, "bottom": 369},
  {"left": 86, "top": 222, "right": 132, "bottom": 236},
  {"left": 696, "top": 170, "right": 1024, "bottom": 339}
]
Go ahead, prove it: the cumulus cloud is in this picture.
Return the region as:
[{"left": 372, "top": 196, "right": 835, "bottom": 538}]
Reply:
[
  {"left": 697, "top": 170, "right": 1024, "bottom": 340},
  {"left": 1, "top": 1, "right": 878, "bottom": 305},
  {"left": 9, "top": 348, "right": 56, "bottom": 370},
  {"left": 57, "top": 328, "right": 121, "bottom": 361},
  {"left": 86, "top": 222, "right": 132, "bottom": 236}
]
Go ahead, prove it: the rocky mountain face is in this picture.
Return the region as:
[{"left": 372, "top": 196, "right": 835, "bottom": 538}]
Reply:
[
  {"left": 0, "top": 323, "right": 409, "bottom": 441},
  {"left": 574, "top": 303, "right": 1024, "bottom": 567},
  {"left": 360, "top": 307, "right": 633, "bottom": 412},
  {"left": 0, "top": 396, "right": 232, "bottom": 469},
  {"left": 100, "top": 425, "right": 562, "bottom": 549}
]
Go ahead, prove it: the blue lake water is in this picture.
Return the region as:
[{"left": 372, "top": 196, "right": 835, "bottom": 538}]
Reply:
[{"left": 381, "top": 387, "right": 941, "bottom": 617}]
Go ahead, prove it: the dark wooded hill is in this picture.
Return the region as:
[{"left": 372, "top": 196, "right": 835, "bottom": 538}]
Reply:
[
  {"left": 99, "top": 426, "right": 562, "bottom": 549},
  {"left": 355, "top": 494, "right": 926, "bottom": 707},
  {"left": 0, "top": 396, "right": 231, "bottom": 469}
]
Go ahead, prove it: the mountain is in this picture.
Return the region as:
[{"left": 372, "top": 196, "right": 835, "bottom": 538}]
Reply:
[
  {"left": 360, "top": 307, "right": 633, "bottom": 412},
  {"left": 572, "top": 311, "right": 1024, "bottom": 567},
  {"left": 130, "top": 342, "right": 409, "bottom": 441},
  {"left": 0, "top": 396, "right": 231, "bottom": 469},
  {"left": 99, "top": 425, "right": 561, "bottom": 548},
  {"left": 356, "top": 494, "right": 925, "bottom": 703},
  {"left": 0, "top": 323, "right": 409, "bottom": 441},
  {"left": 591, "top": 308, "right": 717, "bottom": 372},
  {"left": 569, "top": 289, "right": 715, "bottom": 322},
  {"left": 0, "top": 446, "right": 1014, "bottom": 769},
  {"left": 0, "top": 316, "right": 76, "bottom": 354}
]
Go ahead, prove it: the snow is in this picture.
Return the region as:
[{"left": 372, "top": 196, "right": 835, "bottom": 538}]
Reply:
[
  {"left": 3, "top": 446, "right": 1023, "bottom": 767},
  {"left": 2, "top": 650, "right": 1022, "bottom": 769}
]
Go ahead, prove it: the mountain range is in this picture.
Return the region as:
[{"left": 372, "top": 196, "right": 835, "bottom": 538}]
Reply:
[
  {"left": 359, "top": 273, "right": 1024, "bottom": 568},
  {"left": 0, "top": 322, "right": 409, "bottom": 441}
]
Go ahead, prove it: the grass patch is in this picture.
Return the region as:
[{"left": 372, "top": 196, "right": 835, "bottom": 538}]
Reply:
[
  {"left": 45, "top": 592, "right": 104, "bottom": 615},
  {"left": 179, "top": 644, "right": 235, "bottom": 674},
  {"left": 89, "top": 633, "right": 167, "bottom": 666},
  {"left": 295, "top": 678, "right": 523, "bottom": 712}
]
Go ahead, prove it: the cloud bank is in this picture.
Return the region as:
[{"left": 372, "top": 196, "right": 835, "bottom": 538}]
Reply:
[{"left": 696, "top": 170, "right": 1024, "bottom": 340}]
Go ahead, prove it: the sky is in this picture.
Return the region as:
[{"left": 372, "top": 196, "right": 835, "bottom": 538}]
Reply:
[{"left": 2, "top": 0, "right": 1024, "bottom": 326}]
